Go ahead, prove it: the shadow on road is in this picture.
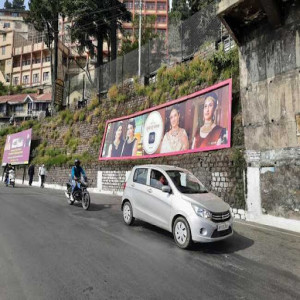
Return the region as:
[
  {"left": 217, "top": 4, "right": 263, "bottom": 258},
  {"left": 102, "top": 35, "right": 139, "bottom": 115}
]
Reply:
[
  {"left": 70, "top": 202, "right": 112, "bottom": 212},
  {"left": 133, "top": 220, "right": 254, "bottom": 254},
  {"left": 190, "top": 232, "right": 254, "bottom": 254},
  {"left": 88, "top": 203, "right": 112, "bottom": 212}
]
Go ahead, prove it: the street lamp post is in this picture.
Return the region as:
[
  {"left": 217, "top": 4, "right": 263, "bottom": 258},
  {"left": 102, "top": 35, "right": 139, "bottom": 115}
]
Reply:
[{"left": 138, "top": 0, "right": 142, "bottom": 78}]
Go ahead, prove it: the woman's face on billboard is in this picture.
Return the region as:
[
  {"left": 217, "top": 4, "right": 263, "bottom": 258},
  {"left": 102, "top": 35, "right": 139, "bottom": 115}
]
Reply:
[
  {"left": 115, "top": 125, "right": 122, "bottom": 140},
  {"left": 170, "top": 108, "right": 180, "bottom": 128},
  {"left": 127, "top": 124, "right": 134, "bottom": 138},
  {"left": 203, "top": 97, "right": 216, "bottom": 121}
]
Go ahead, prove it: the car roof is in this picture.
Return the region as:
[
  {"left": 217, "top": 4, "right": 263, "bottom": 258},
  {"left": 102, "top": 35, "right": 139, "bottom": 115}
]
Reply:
[{"left": 134, "top": 165, "right": 188, "bottom": 172}]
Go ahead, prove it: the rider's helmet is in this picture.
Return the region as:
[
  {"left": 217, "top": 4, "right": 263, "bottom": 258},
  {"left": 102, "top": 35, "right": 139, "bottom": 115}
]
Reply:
[{"left": 74, "top": 159, "right": 80, "bottom": 166}]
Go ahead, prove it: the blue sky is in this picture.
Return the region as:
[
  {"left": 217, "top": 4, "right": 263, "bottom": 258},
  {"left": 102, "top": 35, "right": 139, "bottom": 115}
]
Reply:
[{"left": 0, "top": 0, "right": 29, "bottom": 9}]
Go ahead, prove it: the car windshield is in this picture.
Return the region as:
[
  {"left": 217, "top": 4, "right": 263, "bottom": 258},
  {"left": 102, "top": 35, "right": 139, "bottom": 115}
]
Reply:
[{"left": 166, "top": 170, "right": 208, "bottom": 194}]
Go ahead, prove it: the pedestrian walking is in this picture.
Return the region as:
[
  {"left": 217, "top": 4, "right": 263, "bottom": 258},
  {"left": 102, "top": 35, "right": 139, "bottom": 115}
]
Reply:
[
  {"left": 38, "top": 164, "right": 46, "bottom": 188},
  {"left": 28, "top": 164, "right": 35, "bottom": 186}
]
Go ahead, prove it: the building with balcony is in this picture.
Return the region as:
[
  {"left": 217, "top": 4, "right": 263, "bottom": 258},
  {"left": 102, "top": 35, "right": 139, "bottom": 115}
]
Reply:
[
  {"left": 122, "top": 0, "right": 169, "bottom": 38},
  {"left": 0, "top": 28, "right": 70, "bottom": 89}
]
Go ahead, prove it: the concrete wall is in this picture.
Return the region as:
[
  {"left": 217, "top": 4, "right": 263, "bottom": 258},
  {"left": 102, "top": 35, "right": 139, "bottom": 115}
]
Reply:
[
  {"left": 239, "top": 2, "right": 300, "bottom": 219},
  {"left": 16, "top": 147, "right": 245, "bottom": 209}
]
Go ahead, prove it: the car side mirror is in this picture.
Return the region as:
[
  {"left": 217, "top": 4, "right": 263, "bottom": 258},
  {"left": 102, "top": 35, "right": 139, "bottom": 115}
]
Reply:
[{"left": 162, "top": 185, "right": 171, "bottom": 193}]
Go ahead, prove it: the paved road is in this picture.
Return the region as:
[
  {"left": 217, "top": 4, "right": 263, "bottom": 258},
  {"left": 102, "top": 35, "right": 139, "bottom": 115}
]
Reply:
[{"left": 0, "top": 184, "right": 299, "bottom": 300}]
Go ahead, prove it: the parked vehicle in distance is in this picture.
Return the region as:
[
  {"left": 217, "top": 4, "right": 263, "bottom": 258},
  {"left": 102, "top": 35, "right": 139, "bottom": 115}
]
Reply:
[{"left": 122, "top": 165, "right": 233, "bottom": 249}]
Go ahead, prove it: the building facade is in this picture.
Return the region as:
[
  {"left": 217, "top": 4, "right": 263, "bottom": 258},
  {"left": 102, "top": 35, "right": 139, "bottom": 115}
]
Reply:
[
  {"left": 218, "top": 0, "right": 300, "bottom": 226},
  {"left": 0, "top": 92, "right": 51, "bottom": 121},
  {"left": 122, "top": 0, "right": 169, "bottom": 38}
]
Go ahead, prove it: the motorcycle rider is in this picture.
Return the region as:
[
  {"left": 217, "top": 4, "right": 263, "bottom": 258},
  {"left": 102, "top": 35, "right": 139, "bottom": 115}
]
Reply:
[{"left": 70, "top": 159, "right": 87, "bottom": 200}]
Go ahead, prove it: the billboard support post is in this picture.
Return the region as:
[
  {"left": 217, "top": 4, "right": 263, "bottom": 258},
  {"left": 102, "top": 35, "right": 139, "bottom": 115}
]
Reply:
[{"left": 22, "top": 166, "right": 26, "bottom": 184}]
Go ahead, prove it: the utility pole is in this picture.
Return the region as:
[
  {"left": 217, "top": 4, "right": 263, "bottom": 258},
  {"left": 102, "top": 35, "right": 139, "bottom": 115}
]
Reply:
[{"left": 138, "top": 0, "right": 142, "bottom": 77}]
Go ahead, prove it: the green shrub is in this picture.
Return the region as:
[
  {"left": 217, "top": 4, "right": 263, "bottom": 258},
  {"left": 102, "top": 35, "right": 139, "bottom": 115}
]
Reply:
[
  {"left": 87, "top": 97, "right": 99, "bottom": 111},
  {"left": 93, "top": 107, "right": 101, "bottom": 117},
  {"left": 79, "top": 111, "right": 86, "bottom": 122},
  {"left": 87, "top": 114, "right": 93, "bottom": 124},
  {"left": 108, "top": 84, "right": 118, "bottom": 102}
]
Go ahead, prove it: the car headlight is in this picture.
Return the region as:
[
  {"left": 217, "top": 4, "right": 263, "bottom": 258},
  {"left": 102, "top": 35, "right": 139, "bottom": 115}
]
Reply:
[{"left": 192, "top": 204, "right": 212, "bottom": 219}]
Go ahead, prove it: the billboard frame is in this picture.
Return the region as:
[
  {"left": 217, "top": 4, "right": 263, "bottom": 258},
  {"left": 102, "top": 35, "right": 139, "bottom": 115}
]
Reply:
[{"left": 99, "top": 78, "right": 232, "bottom": 161}]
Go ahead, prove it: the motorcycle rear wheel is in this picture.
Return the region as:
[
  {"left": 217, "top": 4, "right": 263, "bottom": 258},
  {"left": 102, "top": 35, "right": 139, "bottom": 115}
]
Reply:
[{"left": 82, "top": 192, "right": 90, "bottom": 210}]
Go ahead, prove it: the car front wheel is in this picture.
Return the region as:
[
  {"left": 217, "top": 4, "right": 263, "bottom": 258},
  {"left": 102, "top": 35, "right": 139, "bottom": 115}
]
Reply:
[
  {"left": 123, "top": 201, "right": 135, "bottom": 225},
  {"left": 173, "top": 217, "right": 192, "bottom": 249}
]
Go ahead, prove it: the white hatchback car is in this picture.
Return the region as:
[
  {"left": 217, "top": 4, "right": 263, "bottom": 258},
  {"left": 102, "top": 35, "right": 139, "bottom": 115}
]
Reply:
[{"left": 122, "top": 165, "right": 233, "bottom": 249}]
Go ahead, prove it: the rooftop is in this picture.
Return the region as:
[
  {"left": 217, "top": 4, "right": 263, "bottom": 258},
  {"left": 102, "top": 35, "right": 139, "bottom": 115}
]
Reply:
[{"left": 0, "top": 93, "right": 52, "bottom": 104}]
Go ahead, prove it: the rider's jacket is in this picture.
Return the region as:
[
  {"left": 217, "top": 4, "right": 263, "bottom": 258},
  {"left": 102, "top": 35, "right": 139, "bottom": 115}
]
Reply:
[{"left": 71, "top": 166, "right": 86, "bottom": 180}]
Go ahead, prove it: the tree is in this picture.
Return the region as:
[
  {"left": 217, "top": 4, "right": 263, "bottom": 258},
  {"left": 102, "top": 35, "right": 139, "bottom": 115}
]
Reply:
[
  {"left": 27, "top": 0, "right": 65, "bottom": 110},
  {"left": 120, "top": 15, "right": 157, "bottom": 55},
  {"left": 189, "top": 0, "right": 214, "bottom": 15},
  {"left": 65, "top": 0, "right": 130, "bottom": 67},
  {"left": 12, "top": 0, "right": 25, "bottom": 10},
  {"left": 64, "top": 0, "right": 130, "bottom": 92},
  {"left": 170, "top": 0, "right": 190, "bottom": 21},
  {"left": 4, "top": 0, "right": 12, "bottom": 9}
]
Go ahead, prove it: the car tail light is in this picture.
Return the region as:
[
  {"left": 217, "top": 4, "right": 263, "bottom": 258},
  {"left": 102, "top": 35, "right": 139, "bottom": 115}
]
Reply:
[{"left": 123, "top": 182, "right": 126, "bottom": 189}]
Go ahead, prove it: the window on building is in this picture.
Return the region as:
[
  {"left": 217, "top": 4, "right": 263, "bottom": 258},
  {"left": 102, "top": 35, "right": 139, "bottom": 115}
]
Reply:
[
  {"left": 13, "top": 77, "right": 19, "bottom": 85},
  {"left": 125, "top": 1, "right": 133, "bottom": 10},
  {"left": 15, "top": 105, "right": 23, "bottom": 112},
  {"left": 3, "top": 34, "right": 6, "bottom": 42},
  {"left": 43, "top": 56, "right": 51, "bottom": 63},
  {"left": 23, "top": 75, "right": 29, "bottom": 84},
  {"left": 3, "top": 23, "right": 10, "bottom": 28},
  {"left": 22, "top": 59, "right": 31, "bottom": 66},
  {"left": 43, "top": 72, "right": 49, "bottom": 82},
  {"left": 1, "top": 46, "right": 5, "bottom": 55},
  {"left": 134, "top": 0, "right": 141, "bottom": 9},
  {"left": 34, "top": 58, "right": 41, "bottom": 64},
  {"left": 157, "top": 16, "right": 166, "bottom": 24},
  {"left": 11, "top": 12, "right": 20, "bottom": 17},
  {"left": 123, "top": 28, "right": 133, "bottom": 37},
  {"left": 157, "top": 2, "right": 166, "bottom": 10},
  {"left": 146, "top": 2, "right": 155, "bottom": 10},
  {"left": 33, "top": 73, "right": 39, "bottom": 83}
]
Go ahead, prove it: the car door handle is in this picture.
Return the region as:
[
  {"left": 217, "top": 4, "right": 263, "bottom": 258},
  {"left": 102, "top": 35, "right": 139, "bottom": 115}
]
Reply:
[{"left": 147, "top": 188, "right": 153, "bottom": 193}]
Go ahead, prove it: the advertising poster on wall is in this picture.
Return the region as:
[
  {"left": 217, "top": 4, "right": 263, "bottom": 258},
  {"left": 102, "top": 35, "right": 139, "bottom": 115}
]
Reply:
[
  {"left": 99, "top": 79, "right": 232, "bottom": 160},
  {"left": 2, "top": 129, "right": 32, "bottom": 166}
]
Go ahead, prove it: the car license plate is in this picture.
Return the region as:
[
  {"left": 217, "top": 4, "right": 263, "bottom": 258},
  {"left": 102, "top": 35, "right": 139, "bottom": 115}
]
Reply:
[{"left": 217, "top": 223, "right": 229, "bottom": 231}]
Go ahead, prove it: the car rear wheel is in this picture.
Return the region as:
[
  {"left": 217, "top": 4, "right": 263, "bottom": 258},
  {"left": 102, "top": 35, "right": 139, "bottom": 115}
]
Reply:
[
  {"left": 123, "top": 201, "right": 135, "bottom": 225},
  {"left": 173, "top": 217, "right": 192, "bottom": 249}
]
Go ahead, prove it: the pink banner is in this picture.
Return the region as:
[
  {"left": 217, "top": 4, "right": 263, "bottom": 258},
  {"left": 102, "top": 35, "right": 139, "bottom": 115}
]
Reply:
[
  {"left": 2, "top": 129, "right": 32, "bottom": 166},
  {"left": 99, "top": 79, "right": 232, "bottom": 161}
]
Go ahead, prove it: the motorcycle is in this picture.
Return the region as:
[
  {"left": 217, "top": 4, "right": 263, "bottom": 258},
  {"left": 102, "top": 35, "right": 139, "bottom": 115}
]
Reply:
[
  {"left": 65, "top": 179, "right": 91, "bottom": 210},
  {"left": 5, "top": 169, "right": 15, "bottom": 188}
]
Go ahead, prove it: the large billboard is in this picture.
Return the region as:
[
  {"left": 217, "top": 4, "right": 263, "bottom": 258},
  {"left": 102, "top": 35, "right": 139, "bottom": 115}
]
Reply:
[
  {"left": 99, "top": 79, "right": 232, "bottom": 160},
  {"left": 2, "top": 129, "right": 32, "bottom": 166}
]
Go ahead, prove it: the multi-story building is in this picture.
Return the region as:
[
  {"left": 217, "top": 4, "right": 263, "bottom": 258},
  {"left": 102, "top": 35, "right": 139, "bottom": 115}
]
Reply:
[
  {"left": 122, "top": 0, "right": 169, "bottom": 39},
  {"left": 0, "top": 9, "right": 29, "bottom": 35},
  {"left": 0, "top": 9, "right": 70, "bottom": 89},
  {"left": 0, "top": 29, "right": 70, "bottom": 89}
]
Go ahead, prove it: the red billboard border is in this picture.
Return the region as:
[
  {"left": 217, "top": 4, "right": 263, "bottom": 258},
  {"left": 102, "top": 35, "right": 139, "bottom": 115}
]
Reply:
[{"left": 99, "top": 78, "right": 232, "bottom": 161}]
